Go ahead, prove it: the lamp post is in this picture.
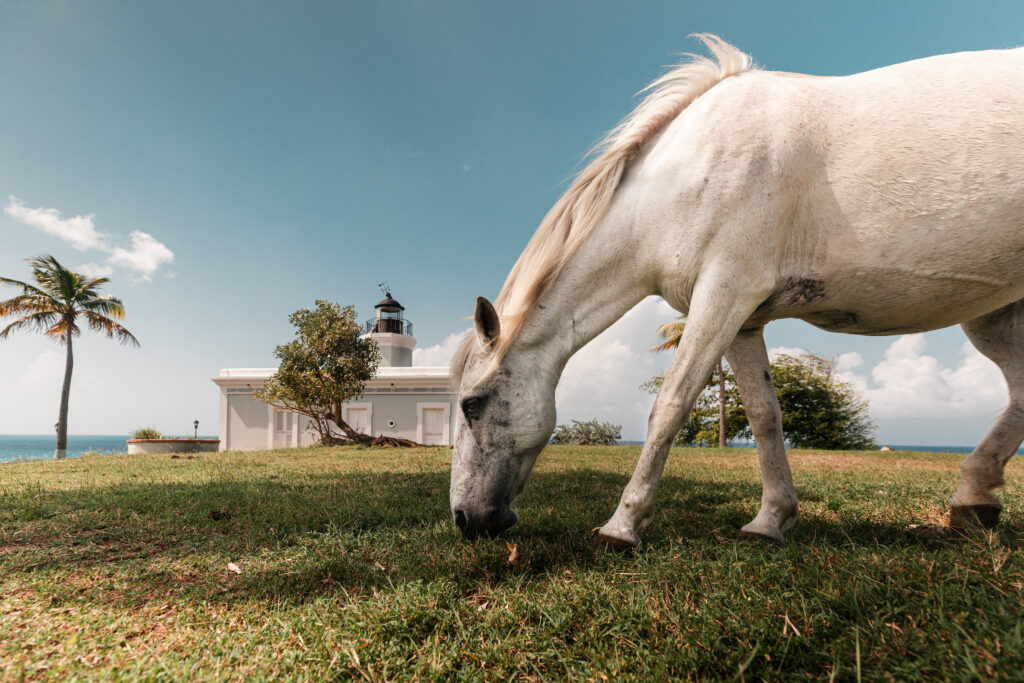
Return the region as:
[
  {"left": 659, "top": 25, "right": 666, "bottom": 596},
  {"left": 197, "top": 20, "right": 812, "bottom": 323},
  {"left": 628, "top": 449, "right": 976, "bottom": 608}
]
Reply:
[{"left": 193, "top": 420, "right": 199, "bottom": 439}]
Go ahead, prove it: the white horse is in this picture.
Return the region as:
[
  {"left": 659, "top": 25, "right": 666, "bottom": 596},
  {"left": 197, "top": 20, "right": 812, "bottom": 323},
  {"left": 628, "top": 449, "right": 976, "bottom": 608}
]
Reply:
[{"left": 450, "top": 36, "right": 1024, "bottom": 548}]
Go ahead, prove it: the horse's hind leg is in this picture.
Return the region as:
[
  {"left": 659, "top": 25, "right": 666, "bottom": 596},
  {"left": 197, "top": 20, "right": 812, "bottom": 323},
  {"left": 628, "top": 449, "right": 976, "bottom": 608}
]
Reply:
[
  {"left": 725, "top": 328, "right": 797, "bottom": 542},
  {"left": 952, "top": 300, "right": 1024, "bottom": 528}
]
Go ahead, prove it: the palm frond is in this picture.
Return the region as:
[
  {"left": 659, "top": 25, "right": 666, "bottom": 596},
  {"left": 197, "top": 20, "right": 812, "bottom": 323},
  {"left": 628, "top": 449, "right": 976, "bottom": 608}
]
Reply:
[
  {"left": 27, "top": 255, "right": 79, "bottom": 301},
  {"left": 79, "top": 276, "right": 111, "bottom": 292},
  {"left": 0, "top": 276, "right": 54, "bottom": 301},
  {"left": 0, "top": 311, "right": 61, "bottom": 339},
  {"left": 45, "top": 317, "right": 79, "bottom": 342},
  {"left": 0, "top": 293, "right": 63, "bottom": 316},
  {"left": 3, "top": 255, "right": 138, "bottom": 348},
  {"left": 78, "top": 295, "right": 126, "bottom": 319},
  {"left": 651, "top": 319, "right": 686, "bottom": 353},
  {"left": 83, "top": 312, "right": 140, "bottom": 347}
]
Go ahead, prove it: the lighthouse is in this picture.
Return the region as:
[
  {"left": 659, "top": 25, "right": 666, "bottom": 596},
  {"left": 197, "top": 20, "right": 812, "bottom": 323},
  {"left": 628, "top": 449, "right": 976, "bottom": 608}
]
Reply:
[
  {"left": 365, "top": 291, "right": 416, "bottom": 367},
  {"left": 215, "top": 289, "right": 455, "bottom": 449}
]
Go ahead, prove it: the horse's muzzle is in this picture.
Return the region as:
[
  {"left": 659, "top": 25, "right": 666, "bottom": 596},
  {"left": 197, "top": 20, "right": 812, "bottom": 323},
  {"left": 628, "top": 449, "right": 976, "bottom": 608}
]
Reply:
[{"left": 452, "top": 506, "right": 518, "bottom": 540}]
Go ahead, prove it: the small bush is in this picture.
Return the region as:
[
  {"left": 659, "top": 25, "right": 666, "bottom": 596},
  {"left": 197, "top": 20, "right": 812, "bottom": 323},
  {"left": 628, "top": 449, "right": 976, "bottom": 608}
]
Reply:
[
  {"left": 550, "top": 419, "right": 622, "bottom": 446},
  {"left": 130, "top": 427, "right": 163, "bottom": 440}
]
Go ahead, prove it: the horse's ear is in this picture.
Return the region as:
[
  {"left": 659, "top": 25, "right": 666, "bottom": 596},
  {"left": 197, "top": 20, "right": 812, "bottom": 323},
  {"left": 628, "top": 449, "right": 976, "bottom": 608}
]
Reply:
[{"left": 474, "top": 297, "right": 500, "bottom": 349}]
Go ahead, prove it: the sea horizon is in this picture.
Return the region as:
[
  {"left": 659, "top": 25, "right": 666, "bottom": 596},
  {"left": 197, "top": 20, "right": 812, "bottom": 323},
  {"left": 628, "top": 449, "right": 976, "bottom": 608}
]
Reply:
[
  {"left": 3, "top": 434, "right": 1021, "bottom": 465},
  {"left": 0, "top": 434, "right": 217, "bottom": 464}
]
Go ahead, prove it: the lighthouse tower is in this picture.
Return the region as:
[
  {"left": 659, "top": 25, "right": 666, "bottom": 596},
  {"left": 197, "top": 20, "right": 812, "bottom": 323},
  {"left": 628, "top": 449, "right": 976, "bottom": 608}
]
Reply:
[{"left": 365, "top": 291, "right": 416, "bottom": 367}]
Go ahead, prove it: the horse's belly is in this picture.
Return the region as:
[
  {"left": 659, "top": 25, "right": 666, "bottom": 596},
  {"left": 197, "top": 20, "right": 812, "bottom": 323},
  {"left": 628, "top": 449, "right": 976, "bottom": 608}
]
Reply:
[{"left": 786, "top": 269, "right": 1024, "bottom": 334}]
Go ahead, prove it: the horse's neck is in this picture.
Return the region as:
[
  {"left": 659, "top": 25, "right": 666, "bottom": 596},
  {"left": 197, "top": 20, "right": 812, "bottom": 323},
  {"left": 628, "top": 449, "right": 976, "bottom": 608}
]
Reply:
[{"left": 514, "top": 213, "right": 654, "bottom": 375}]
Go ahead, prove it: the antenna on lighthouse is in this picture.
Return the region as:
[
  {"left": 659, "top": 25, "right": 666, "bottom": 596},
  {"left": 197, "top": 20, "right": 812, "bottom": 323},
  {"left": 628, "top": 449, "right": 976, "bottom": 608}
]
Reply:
[{"left": 378, "top": 281, "right": 390, "bottom": 297}]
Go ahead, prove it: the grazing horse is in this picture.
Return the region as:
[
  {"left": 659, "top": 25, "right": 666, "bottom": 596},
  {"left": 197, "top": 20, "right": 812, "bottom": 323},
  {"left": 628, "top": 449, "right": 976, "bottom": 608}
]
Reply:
[{"left": 450, "top": 35, "right": 1024, "bottom": 548}]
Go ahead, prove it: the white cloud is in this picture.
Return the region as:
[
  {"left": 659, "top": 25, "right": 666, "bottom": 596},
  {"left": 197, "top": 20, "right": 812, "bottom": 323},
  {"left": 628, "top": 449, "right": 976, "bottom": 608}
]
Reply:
[
  {"left": 555, "top": 296, "right": 675, "bottom": 439},
  {"left": 15, "top": 349, "right": 64, "bottom": 391},
  {"left": 843, "top": 335, "right": 1007, "bottom": 420},
  {"left": 107, "top": 230, "right": 174, "bottom": 280},
  {"left": 77, "top": 263, "right": 114, "bottom": 279},
  {"left": 769, "top": 337, "right": 1006, "bottom": 427},
  {"left": 413, "top": 330, "right": 470, "bottom": 367},
  {"left": 5, "top": 198, "right": 174, "bottom": 282},
  {"left": 835, "top": 351, "right": 864, "bottom": 372},
  {"left": 768, "top": 345, "right": 808, "bottom": 361},
  {"left": 5, "top": 196, "right": 106, "bottom": 251}
]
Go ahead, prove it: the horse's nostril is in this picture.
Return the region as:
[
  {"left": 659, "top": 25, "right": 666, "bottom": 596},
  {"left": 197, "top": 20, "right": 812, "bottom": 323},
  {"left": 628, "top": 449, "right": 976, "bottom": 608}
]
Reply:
[{"left": 453, "top": 509, "right": 468, "bottom": 531}]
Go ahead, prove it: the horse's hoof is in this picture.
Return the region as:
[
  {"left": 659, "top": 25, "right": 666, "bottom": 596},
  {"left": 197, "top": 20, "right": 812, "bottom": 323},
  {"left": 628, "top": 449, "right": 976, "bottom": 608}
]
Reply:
[
  {"left": 950, "top": 504, "right": 1001, "bottom": 529},
  {"left": 738, "top": 529, "right": 786, "bottom": 545},
  {"left": 593, "top": 532, "right": 639, "bottom": 552}
]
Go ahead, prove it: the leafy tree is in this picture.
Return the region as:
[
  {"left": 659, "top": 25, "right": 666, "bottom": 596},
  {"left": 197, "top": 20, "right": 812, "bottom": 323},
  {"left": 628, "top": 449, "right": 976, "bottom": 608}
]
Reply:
[
  {"left": 770, "top": 353, "right": 877, "bottom": 450},
  {"left": 255, "top": 300, "right": 380, "bottom": 444},
  {"left": 642, "top": 352, "right": 877, "bottom": 450},
  {"left": 0, "top": 255, "right": 139, "bottom": 459},
  {"left": 640, "top": 364, "right": 747, "bottom": 447},
  {"left": 550, "top": 419, "right": 622, "bottom": 446}
]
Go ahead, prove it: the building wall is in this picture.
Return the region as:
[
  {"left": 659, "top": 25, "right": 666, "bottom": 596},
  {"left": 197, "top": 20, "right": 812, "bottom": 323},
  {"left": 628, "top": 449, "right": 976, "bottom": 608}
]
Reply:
[
  {"left": 366, "top": 332, "right": 416, "bottom": 367},
  {"left": 378, "top": 345, "right": 412, "bottom": 367},
  {"left": 360, "top": 393, "right": 453, "bottom": 443},
  {"left": 227, "top": 392, "right": 271, "bottom": 451},
  {"left": 219, "top": 389, "right": 455, "bottom": 450}
]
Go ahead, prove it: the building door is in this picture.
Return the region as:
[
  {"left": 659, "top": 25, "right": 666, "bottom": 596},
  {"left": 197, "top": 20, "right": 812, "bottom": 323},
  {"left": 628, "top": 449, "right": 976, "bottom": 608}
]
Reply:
[
  {"left": 422, "top": 408, "right": 446, "bottom": 445},
  {"left": 346, "top": 407, "right": 371, "bottom": 435},
  {"left": 274, "top": 410, "right": 293, "bottom": 448}
]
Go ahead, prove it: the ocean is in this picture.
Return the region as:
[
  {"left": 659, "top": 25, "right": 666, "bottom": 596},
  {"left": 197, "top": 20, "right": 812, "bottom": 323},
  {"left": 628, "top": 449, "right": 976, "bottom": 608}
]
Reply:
[
  {"left": 0, "top": 435, "right": 215, "bottom": 464},
  {"left": 2, "top": 436, "right": 1018, "bottom": 465},
  {"left": 617, "top": 440, "right": 1021, "bottom": 455}
]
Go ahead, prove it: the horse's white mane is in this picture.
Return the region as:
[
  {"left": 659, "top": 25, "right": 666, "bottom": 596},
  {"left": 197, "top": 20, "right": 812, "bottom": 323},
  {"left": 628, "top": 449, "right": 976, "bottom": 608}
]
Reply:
[{"left": 455, "top": 34, "right": 755, "bottom": 381}]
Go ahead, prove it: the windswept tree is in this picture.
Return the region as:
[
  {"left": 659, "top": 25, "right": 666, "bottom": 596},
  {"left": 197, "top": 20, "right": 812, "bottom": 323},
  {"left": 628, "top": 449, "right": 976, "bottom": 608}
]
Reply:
[
  {"left": 642, "top": 352, "right": 877, "bottom": 450},
  {"left": 255, "top": 300, "right": 381, "bottom": 444},
  {"left": 0, "top": 256, "right": 139, "bottom": 459}
]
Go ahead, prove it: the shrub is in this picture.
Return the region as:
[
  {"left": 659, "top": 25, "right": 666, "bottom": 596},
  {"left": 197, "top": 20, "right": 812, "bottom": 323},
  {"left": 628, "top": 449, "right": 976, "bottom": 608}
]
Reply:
[
  {"left": 550, "top": 419, "right": 622, "bottom": 446},
  {"left": 130, "top": 427, "right": 162, "bottom": 440}
]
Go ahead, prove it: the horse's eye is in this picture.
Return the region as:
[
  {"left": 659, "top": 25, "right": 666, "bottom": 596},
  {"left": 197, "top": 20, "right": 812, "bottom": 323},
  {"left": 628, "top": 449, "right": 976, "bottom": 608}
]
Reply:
[{"left": 461, "top": 395, "right": 487, "bottom": 421}]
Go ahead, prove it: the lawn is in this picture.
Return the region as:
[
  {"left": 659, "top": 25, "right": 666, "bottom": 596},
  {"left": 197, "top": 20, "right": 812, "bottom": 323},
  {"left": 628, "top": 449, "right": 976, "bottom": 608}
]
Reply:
[{"left": 1, "top": 445, "right": 1023, "bottom": 680}]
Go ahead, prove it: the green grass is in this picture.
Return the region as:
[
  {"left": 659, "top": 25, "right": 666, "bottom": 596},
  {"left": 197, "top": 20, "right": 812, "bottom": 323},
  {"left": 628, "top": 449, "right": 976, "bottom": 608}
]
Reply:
[{"left": 1, "top": 445, "right": 1023, "bottom": 680}]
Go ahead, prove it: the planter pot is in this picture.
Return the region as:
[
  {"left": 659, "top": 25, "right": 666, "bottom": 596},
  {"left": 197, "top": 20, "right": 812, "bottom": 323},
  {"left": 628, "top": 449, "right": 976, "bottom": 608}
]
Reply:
[{"left": 126, "top": 439, "right": 220, "bottom": 455}]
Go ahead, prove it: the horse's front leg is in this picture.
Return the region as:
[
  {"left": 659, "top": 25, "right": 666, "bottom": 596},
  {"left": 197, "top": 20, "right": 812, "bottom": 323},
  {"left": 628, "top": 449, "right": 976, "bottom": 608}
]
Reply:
[
  {"left": 725, "top": 327, "right": 797, "bottom": 542},
  {"left": 596, "top": 274, "right": 768, "bottom": 549}
]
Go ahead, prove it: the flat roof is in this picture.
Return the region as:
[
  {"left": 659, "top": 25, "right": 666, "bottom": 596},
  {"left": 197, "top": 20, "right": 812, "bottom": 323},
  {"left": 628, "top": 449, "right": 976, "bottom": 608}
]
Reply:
[{"left": 214, "top": 366, "right": 451, "bottom": 381}]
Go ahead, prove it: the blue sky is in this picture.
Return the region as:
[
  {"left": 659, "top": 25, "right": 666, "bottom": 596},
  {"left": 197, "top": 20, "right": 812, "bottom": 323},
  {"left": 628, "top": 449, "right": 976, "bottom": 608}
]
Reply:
[{"left": 1, "top": 1, "right": 1022, "bottom": 443}]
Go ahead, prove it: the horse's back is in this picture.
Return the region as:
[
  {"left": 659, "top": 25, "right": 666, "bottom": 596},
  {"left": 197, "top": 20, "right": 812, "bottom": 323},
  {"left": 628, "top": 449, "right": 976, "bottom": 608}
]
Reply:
[{"left": 653, "top": 46, "right": 1024, "bottom": 334}]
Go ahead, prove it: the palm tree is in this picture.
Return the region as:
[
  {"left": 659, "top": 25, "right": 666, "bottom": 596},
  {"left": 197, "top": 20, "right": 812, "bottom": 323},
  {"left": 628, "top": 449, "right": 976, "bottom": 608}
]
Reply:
[
  {"left": 652, "top": 317, "right": 728, "bottom": 448},
  {"left": 0, "top": 255, "right": 139, "bottom": 459}
]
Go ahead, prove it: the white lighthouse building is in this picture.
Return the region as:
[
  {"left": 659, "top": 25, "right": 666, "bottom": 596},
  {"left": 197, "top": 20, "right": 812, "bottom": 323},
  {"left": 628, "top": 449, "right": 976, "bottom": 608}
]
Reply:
[{"left": 212, "top": 292, "right": 455, "bottom": 450}]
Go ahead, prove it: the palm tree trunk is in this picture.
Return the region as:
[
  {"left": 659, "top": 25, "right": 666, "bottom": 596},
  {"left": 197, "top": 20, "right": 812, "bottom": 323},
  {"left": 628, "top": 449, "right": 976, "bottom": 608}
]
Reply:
[
  {"left": 55, "top": 331, "right": 73, "bottom": 459},
  {"left": 718, "top": 360, "right": 727, "bottom": 449}
]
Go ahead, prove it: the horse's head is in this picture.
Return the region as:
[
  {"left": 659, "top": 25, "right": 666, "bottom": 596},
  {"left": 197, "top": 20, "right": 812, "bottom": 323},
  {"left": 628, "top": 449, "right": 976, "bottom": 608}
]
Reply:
[{"left": 449, "top": 296, "right": 556, "bottom": 540}]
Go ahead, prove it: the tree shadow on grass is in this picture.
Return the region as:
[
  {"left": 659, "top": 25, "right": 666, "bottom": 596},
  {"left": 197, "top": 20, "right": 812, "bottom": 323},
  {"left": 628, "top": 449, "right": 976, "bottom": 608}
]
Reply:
[{"left": 2, "top": 467, "right": 1019, "bottom": 606}]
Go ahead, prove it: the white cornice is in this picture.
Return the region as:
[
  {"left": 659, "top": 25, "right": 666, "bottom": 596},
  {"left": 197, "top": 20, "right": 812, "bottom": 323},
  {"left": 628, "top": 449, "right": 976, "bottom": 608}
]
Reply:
[
  {"left": 365, "top": 332, "right": 417, "bottom": 349},
  {"left": 212, "top": 366, "right": 451, "bottom": 388}
]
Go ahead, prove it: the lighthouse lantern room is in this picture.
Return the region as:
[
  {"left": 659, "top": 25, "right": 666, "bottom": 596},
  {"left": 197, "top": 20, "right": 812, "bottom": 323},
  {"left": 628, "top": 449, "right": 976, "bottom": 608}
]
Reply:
[{"left": 364, "top": 291, "right": 416, "bottom": 367}]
